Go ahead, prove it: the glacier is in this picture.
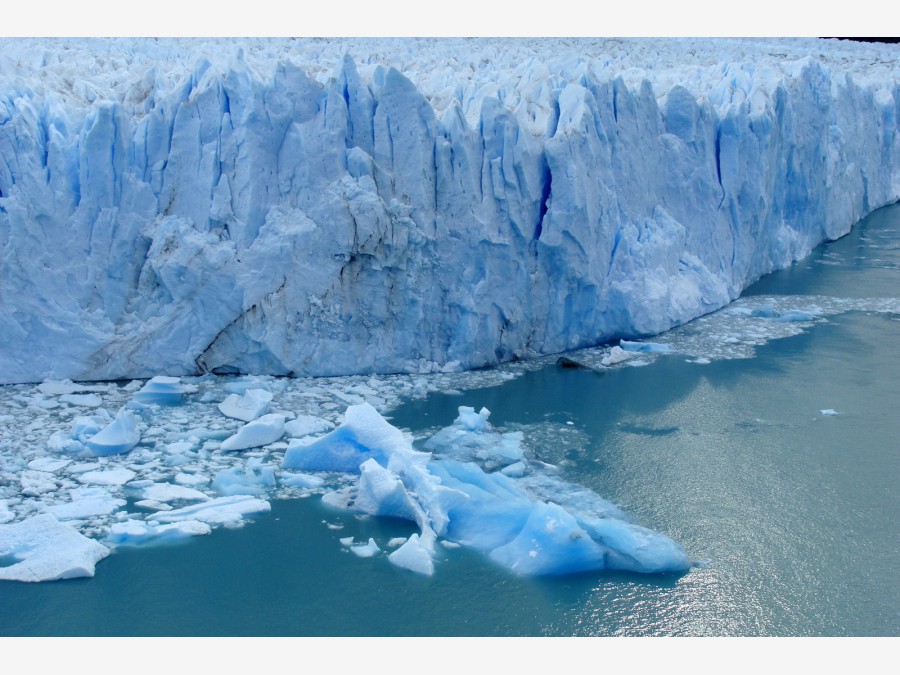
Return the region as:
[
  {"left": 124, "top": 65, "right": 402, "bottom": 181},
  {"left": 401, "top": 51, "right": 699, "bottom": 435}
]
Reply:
[{"left": 0, "top": 37, "right": 897, "bottom": 384}]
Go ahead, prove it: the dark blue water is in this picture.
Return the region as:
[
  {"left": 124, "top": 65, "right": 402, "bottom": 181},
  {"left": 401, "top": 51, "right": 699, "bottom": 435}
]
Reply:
[{"left": 1, "top": 204, "right": 898, "bottom": 636}]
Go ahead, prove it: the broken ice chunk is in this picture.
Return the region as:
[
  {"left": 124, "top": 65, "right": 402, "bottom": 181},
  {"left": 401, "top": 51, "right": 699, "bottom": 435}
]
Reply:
[
  {"left": 46, "top": 486, "right": 127, "bottom": 520},
  {"left": 133, "top": 376, "right": 185, "bottom": 405},
  {"left": 601, "top": 345, "right": 634, "bottom": 366},
  {"left": 217, "top": 388, "right": 273, "bottom": 422},
  {"left": 388, "top": 533, "right": 434, "bottom": 575},
  {"left": 138, "top": 482, "right": 211, "bottom": 503},
  {"left": 83, "top": 409, "right": 141, "bottom": 457},
  {"left": 20, "top": 470, "right": 60, "bottom": 497},
  {"left": 219, "top": 414, "right": 285, "bottom": 451},
  {"left": 76, "top": 468, "right": 137, "bottom": 486},
  {"left": 350, "top": 537, "right": 381, "bottom": 558},
  {"left": 212, "top": 464, "right": 276, "bottom": 496},
  {"left": 59, "top": 393, "right": 103, "bottom": 407},
  {"left": 0, "top": 513, "right": 111, "bottom": 582},
  {"left": 106, "top": 519, "right": 212, "bottom": 546},
  {"left": 150, "top": 495, "right": 271, "bottom": 525}
]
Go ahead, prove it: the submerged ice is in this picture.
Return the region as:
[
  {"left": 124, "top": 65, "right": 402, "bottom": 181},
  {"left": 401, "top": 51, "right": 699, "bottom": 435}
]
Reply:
[{"left": 0, "top": 37, "right": 898, "bottom": 385}]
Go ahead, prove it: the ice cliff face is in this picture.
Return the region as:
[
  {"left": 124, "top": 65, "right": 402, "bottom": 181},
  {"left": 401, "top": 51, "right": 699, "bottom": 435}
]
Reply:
[{"left": 0, "top": 38, "right": 898, "bottom": 384}]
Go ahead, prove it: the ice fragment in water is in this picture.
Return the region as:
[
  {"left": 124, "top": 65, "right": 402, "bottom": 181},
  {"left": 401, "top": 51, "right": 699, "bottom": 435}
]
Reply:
[
  {"left": 219, "top": 414, "right": 285, "bottom": 451},
  {"left": 217, "top": 389, "right": 273, "bottom": 422},
  {"left": 133, "top": 376, "right": 185, "bottom": 405},
  {"left": 83, "top": 409, "right": 141, "bottom": 457},
  {"left": 0, "top": 514, "right": 110, "bottom": 582}
]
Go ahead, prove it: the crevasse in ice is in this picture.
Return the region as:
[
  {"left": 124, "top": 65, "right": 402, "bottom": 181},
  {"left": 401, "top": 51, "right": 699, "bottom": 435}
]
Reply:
[{"left": 0, "top": 38, "right": 897, "bottom": 384}]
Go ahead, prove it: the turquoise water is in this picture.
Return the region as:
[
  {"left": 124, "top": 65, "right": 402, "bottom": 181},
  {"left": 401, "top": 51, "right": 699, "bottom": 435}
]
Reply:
[{"left": 1, "top": 204, "right": 898, "bottom": 636}]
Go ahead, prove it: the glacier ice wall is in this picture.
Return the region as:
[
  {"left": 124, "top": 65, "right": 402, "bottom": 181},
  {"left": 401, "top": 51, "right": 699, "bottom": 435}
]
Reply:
[{"left": 0, "top": 38, "right": 898, "bottom": 384}]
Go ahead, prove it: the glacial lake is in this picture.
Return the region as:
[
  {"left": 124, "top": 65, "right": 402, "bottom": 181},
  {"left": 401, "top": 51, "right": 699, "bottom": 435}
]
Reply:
[{"left": 1, "top": 203, "right": 898, "bottom": 637}]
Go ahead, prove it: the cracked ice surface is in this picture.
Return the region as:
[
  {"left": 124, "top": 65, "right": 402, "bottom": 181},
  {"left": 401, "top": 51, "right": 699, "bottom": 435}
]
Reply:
[{"left": 0, "top": 38, "right": 897, "bottom": 385}]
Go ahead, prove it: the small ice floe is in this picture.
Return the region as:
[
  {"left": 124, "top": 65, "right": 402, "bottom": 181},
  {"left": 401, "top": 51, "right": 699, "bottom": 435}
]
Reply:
[
  {"left": 46, "top": 486, "right": 127, "bottom": 520},
  {"left": 150, "top": 495, "right": 271, "bottom": 525},
  {"left": 212, "top": 464, "right": 276, "bottom": 496},
  {"left": 59, "top": 393, "right": 103, "bottom": 407},
  {"left": 106, "top": 519, "right": 212, "bottom": 546},
  {"left": 217, "top": 389, "right": 273, "bottom": 422},
  {"left": 132, "top": 376, "right": 185, "bottom": 405},
  {"left": 388, "top": 533, "right": 434, "bottom": 575},
  {"left": 137, "top": 482, "right": 211, "bottom": 503},
  {"left": 601, "top": 345, "right": 634, "bottom": 366},
  {"left": 83, "top": 409, "right": 141, "bottom": 457},
  {"left": 219, "top": 414, "right": 285, "bottom": 451},
  {"left": 387, "top": 537, "right": 408, "bottom": 548},
  {"left": 500, "top": 461, "right": 527, "bottom": 478},
  {"left": 76, "top": 468, "right": 136, "bottom": 486},
  {"left": 174, "top": 472, "right": 211, "bottom": 487},
  {"left": 350, "top": 537, "right": 381, "bottom": 558},
  {"left": 751, "top": 301, "right": 819, "bottom": 323},
  {"left": 27, "top": 457, "right": 71, "bottom": 473},
  {"left": 0, "top": 513, "right": 111, "bottom": 582},
  {"left": 20, "top": 470, "right": 60, "bottom": 497},
  {"left": 820, "top": 409, "right": 840, "bottom": 416}
]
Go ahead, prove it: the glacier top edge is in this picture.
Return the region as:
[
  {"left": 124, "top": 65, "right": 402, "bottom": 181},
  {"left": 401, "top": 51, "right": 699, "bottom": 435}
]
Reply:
[{"left": 1, "top": 37, "right": 896, "bottom": 123}]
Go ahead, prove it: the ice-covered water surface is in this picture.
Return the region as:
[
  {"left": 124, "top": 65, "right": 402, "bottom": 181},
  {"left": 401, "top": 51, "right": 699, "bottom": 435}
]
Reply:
[
  {"left": 0, "top": 354, "right": 694, "bottom": 580},
  {"left": 1, "top": 202, "right": 899, "bottom": 634},
  {"left": 2, "top": 206, "right": 900, "bottom": 582},
  {"left": 0, "top": 38, "right": 897, "bottom": 384},
  {"left": 1, "top": 283, "right": 898, "bottom": 580}
]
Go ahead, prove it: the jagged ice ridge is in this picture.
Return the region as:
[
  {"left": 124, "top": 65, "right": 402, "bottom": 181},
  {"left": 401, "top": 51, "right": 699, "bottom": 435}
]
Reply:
[{"left": 0, "top": 37, "right": 898, "bottom": 384}]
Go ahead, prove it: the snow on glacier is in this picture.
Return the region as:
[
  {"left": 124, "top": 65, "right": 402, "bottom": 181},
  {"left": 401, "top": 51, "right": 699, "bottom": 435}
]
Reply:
[{"left": 0, "top": 38, "right": 897, "bottom": 385}]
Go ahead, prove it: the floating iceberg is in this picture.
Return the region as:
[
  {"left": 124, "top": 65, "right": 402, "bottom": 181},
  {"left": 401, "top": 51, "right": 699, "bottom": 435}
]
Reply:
[
  {"left": 106, "top": 519, "right": 212, "bottom": 546},
  {"left": 82, "top": 409, "right": 141, "bottom": 457},
  {"left": 291, "top": 403, "right": 690, "bottom": 576},
  {"left": 219, "top": 414, "right": 285, "bottom": 451},
  {"left": 217, "top": 388, "right": 273, "bottom": 422},
  {"left": 0, "top": 514, "right": 111, "bottom": 582},
  {"left": 132, "top": 376, "right": 185, "bottom": 405}
]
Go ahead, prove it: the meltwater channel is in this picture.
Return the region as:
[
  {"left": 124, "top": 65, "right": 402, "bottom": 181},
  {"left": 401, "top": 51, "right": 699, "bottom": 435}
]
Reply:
[{"left": 1, "top": 204, "right": 898, "bottom": 637}]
